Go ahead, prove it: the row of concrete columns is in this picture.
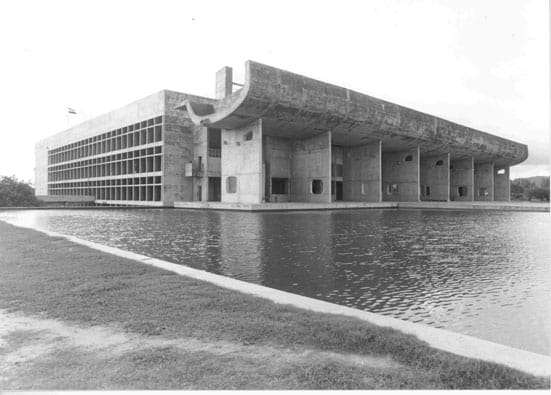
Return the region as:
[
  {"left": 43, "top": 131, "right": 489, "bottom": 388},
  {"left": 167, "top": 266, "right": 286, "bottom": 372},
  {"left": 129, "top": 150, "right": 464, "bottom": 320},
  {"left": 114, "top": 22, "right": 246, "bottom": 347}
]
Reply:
[
  {"left": 352, "top": 143, "right": 510, "bottom": 203},
  {"left": 214, "top": 125, "right": 511, "bottom": 204}
]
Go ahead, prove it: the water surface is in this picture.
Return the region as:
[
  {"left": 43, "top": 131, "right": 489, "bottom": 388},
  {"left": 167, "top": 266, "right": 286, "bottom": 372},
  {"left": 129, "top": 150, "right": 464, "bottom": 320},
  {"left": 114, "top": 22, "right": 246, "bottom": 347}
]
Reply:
[{"left": 1, "top": 208, "right": 549, "bottom": 355}]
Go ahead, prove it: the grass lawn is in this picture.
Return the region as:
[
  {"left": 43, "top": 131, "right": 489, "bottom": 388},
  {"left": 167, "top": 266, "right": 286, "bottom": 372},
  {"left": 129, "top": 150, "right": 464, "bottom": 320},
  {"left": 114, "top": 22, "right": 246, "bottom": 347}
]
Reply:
[{"left": 0, "top": 220, "right": 548, "bottom": 390}]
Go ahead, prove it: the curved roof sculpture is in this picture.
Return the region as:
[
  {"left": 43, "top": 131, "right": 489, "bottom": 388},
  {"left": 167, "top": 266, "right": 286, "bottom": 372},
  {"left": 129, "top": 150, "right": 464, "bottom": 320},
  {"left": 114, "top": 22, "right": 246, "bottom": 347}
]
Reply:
[{"left": 178, "top": 61, "right": 527, "bottom": 167}]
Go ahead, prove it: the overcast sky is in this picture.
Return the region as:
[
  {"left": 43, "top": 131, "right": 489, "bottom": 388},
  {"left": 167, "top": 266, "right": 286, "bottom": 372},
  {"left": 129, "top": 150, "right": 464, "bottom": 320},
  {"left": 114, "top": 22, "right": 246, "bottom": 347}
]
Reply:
[{"left": 0, "top": 0, "right": 548, "bottom": 182}]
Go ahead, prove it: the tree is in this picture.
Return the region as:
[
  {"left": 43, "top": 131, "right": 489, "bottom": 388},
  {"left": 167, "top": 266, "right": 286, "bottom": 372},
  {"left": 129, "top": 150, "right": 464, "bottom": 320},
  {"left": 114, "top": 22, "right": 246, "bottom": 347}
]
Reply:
[
  {"left": 528, "top": 187, "right": 549, "bottom": 202},
  {"left": 511, "top": 176, "right": 550, "bottom": 201},
  {"left": 510, "top": 182, "right": 524, "bottom": 200},
  {"left": 0, "top": 176, "right": 41, "bottom": 207}
]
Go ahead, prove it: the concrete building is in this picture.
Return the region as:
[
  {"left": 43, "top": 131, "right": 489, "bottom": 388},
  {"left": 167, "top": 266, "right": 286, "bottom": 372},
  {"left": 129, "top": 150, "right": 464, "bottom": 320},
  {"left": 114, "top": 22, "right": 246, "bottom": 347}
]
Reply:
[{"left": 35, "top": 61, "right": 527, "bottom": 207}]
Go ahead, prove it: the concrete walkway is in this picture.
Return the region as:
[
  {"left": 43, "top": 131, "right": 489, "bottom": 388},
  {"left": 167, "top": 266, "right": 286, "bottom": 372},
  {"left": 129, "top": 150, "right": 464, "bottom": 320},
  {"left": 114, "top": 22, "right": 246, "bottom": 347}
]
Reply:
[{"left": 174, "top": 200, "right": 549, "bottom": 212}]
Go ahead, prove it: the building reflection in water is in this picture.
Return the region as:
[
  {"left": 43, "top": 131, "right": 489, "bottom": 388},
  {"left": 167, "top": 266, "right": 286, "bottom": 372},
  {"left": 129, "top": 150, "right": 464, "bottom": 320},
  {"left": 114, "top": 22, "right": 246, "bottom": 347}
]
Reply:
[{"left": 0, "top": 208, "right": 548, "bottom": 354}]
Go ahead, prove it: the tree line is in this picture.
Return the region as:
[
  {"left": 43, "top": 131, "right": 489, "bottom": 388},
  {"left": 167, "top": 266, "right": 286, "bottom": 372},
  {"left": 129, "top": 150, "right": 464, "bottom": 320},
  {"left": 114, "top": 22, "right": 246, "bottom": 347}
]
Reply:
[
  {"left": 511, "top": 176, "right": 550, "bottom": 201},
  {"left": 0, "top": 176, "right": 42, "bottom": 207}
]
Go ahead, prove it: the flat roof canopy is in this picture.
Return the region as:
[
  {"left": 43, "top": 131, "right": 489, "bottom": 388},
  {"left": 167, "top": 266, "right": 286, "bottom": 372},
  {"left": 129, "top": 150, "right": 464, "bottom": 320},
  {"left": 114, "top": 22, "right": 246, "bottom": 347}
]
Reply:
[{"left": 178, "top": 61, "right": 527, "bottom": 167}]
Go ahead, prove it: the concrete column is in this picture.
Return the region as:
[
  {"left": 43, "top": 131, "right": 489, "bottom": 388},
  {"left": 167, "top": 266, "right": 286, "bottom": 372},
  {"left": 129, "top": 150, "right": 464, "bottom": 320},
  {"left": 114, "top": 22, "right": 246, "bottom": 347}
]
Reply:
[
  {"left": 420, "top": 153, "right": 450, "bottom": 201},
  {"left": 290, "top": 131, "right": 332, "bottom": 203},
  {"left": 449, "top": 157, "right": 474, "bottom": 201},
  {"left": 215, "top": 66, "right": 233, "bottom": 99},
  {"left": 493, "top": 165, "right": 510, "bottom": 201},
  {"left": 381, "top": 145, "right": 420, "bottom": 202},
  {"left": 343, "top": 140, "right": 382, "bottom": 202},
  {"left": 263, "top": 136, "right": 292, "bottom": 203},
  {"left": 474, "top": 162, "right": 494, "bottom": 201},
  {"left": 221, "top": 119, "right": 264, "bottom": 204}
]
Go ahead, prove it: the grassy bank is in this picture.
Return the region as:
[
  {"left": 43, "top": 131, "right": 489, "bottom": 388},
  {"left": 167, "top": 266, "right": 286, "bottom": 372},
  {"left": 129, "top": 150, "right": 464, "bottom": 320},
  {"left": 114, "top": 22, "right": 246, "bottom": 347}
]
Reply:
[{"left": 0, "top": 221, "right": 548, "bottom": 390}]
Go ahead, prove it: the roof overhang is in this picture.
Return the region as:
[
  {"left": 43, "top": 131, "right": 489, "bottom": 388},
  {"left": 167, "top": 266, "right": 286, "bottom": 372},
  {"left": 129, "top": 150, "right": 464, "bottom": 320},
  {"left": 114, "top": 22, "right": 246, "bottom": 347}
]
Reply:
[{"left": 176, "top": 61, "right": 528, "bottom": 167}]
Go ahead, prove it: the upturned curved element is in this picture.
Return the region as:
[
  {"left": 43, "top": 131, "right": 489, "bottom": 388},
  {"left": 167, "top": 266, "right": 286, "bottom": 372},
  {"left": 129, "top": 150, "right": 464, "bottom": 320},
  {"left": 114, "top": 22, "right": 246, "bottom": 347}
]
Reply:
[{"left": 180, "top": 61, "right": 528, "bottom": 166}]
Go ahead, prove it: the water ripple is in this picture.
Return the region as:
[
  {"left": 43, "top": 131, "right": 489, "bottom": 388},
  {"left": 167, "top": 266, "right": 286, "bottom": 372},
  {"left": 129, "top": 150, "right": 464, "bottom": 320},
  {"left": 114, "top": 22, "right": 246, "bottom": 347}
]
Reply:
[{"left": 1, "top": 208, "right": 549, "bottom": 355}]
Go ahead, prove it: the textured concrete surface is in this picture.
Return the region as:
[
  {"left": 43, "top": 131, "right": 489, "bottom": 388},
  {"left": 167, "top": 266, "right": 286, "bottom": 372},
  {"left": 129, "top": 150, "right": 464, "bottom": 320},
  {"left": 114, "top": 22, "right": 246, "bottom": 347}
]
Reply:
[
  {"left": 420, "top": 153, "right": 450, "bottom": 201},
  {"left": 263, "top": 136, "right": 292, "bottom": 203},
  {"left": 163, "top": 91, "right": 216, "bottom": 205},
  {"left": 180, "top": 61, "right": 528, "bottom": 167},
  {"left": 221, "top": 119, "right": 263, "bottom": 204},
  {"left": 494, "top": 166, "right": 511, "bottom": 202},
  {"left": 450, "top": 158, "right": 474, "bottom": 201},
  {"left": 343, "top": 141, "right": 382, "bottom": 202},
  {"left": 474, "top": 162, "right": 494, "bottom": 202},
  {"left": 37, "top": 61, "right": 530, "bottom": 207},
  {"left": 382, "top": 147, "right": 420, "bottom": 202},
  {"left": 35, "top": 91, "right": 167, "bottom": 196},
  {"left": 173, "top": 200, "right": 549, "bottom": 212},
  {"left": 290, "top": 132, "right": 332, "bottom": 203}
]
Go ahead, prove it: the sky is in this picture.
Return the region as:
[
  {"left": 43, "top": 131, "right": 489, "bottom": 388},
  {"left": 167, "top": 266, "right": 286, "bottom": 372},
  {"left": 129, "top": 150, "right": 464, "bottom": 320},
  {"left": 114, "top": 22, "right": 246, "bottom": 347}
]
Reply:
[{"left": 0, "top": 0, "right": 548, "bottom": 183}]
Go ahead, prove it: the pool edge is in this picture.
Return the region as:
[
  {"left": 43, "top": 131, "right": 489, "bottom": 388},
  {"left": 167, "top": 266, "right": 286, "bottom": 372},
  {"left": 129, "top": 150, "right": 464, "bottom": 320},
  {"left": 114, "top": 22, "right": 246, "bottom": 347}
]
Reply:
[{"left": 2, "top": 218, "right": 549, "bottom": 377}]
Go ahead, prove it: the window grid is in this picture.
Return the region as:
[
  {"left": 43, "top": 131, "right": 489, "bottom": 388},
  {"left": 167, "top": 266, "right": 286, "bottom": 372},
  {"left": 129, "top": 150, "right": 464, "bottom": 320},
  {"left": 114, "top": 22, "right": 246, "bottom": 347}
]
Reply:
[{"left": 46, "top": 116, "right": 163, "bottom": 202}]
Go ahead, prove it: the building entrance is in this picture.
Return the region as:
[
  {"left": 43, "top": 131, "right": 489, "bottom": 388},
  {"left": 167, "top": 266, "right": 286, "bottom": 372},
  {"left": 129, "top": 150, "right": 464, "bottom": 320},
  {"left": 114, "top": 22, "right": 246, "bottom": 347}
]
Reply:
[
  {"left": 208, "top": 177, "right": 221, "bottom": 201},
  {"left": 335, "top": 181, "right": 343, "bottom": 201}
]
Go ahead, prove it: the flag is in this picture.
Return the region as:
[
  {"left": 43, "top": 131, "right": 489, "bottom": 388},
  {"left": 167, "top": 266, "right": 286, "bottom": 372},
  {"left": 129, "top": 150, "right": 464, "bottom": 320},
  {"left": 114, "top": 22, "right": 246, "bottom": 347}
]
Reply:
[{"left": 68, "top": 108, "right": 76, "bottom": 115}]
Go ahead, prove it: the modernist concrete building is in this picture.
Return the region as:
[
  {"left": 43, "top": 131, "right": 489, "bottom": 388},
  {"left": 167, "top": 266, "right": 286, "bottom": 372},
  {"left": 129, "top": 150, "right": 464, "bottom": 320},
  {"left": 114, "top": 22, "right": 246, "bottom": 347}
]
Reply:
[{"left": 35, "top": 61, "right": 527, "bottom": 207}]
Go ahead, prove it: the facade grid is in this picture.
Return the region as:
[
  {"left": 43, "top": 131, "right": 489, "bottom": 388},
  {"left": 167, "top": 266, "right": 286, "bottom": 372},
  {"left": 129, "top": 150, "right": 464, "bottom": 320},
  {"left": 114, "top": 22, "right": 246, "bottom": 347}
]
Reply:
[{"left": 46, "top": 116, "right": 163, "bottom": 202}]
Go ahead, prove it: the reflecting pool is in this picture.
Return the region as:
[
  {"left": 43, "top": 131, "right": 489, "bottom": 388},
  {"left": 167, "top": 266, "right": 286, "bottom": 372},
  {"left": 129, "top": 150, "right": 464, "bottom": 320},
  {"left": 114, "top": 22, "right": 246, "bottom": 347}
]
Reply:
[{"left": 1, "top": 208, "right": 549, "bottom": 355}]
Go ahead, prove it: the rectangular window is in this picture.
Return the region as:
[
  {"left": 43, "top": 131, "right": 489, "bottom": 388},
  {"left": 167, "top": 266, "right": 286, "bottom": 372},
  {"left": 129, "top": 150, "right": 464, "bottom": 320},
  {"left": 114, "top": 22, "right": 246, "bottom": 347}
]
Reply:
[
  {"left": 226, "top": 176, "right": 237, "bottom": 193},
  {"left": 271, "top": 178, "right": 288, "bottom": 195},
  {"left": 154, "top": 126, "right": 162, "bottom": 142}
]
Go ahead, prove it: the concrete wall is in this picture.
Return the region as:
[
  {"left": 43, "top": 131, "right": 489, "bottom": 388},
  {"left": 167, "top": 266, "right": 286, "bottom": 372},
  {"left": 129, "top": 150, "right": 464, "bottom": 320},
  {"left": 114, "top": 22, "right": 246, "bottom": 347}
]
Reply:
[
  {"left": 35, "top": 91, "right": 167, "bottom": 196},
  {"left": 290, "top": 132, "right": 332, "bottom": 203},
  {"left": 343, "top": 141, "right": 381, "bottom": 202},
  {"left": 233, "top": 61, "right": 528, "bottom": 166},
  {"left": 331, "top": 146, "right": 344, "bottom": 201},
  {"left": 474, "top": 162, "right": 494, "bottom": 201},
  {"left": 450, "top": 158, "right": 474, "bottom": 201},
  {"left": 263, "top": 136, "right": 292, "bottom": 202},
  {"left": 163, "top": 91, "right": 198, "bottom": 205},
  {"left": 420, "top": 153, "right": 449, "bottom": 201},
  {"left": 215, "top": 66, "right": 233, "bottom": 99},
  {"left": 221, "top": 119, "right": 264, "bottom": 204},
  {"left": 192, "top": 126, "right": 208, "bottom": 201},
  {"left": 493, "top": 166, "right": 510, "bottom": 201},
  {"left": 381, "top": 146, "right": 419, "bottom": 202}
]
